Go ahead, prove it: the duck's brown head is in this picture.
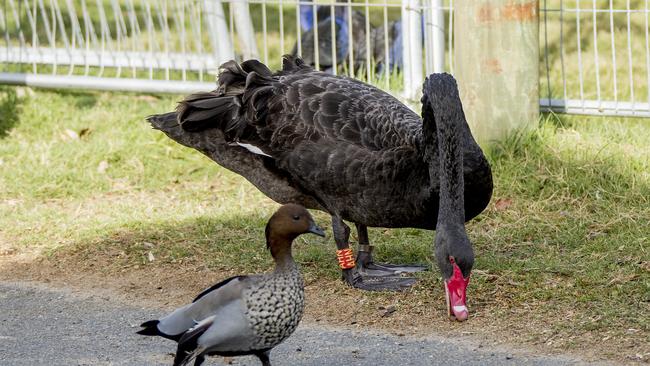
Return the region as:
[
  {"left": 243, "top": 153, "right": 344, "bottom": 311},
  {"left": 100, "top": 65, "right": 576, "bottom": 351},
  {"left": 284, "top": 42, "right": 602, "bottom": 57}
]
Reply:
[{"left": 265, "top": 204, "right": 325, "bottom": 256}]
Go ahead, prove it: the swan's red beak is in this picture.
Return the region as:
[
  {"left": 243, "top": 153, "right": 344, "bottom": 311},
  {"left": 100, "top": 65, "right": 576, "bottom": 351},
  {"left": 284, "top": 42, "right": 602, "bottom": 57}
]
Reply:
[{"left": 444, "top": 257, "right": 470, "bottom": 321}]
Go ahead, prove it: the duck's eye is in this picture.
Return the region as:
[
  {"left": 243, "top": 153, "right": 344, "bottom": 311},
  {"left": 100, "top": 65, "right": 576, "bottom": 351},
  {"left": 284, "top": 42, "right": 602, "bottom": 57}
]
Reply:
[{"left": 292, "top": 215, "right": 300, "bottom": 221}]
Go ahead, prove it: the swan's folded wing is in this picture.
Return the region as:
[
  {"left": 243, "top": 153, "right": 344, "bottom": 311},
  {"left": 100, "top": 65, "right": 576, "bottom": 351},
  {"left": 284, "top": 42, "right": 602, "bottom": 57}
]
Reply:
[
  {"left": 157, "top": 276, "right": 250, "bottom": 338},
  {"left": 268, "top": 58, "right": 424, "bottom": 153}
]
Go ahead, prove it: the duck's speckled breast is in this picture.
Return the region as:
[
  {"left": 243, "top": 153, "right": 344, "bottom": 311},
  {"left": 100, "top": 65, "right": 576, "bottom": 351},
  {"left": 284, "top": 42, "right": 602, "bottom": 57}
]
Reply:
[{"left": 243, "top": 267, "right": 305, "bottom": 349}]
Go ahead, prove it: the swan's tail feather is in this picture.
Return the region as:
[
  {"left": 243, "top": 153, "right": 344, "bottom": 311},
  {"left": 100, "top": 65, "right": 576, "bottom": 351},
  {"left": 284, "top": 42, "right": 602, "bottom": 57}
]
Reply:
[
  {"left": 175, "top": 59, "right": 277, "bottom": 140},
  {"left": 281, "top": 55, "right": 310, "bottom": 73},
  {"left": 147, "top": 112, "right": 178, "bottom": 131},
  {"left": 177, "top": 92, "right": 241, "bottom": 134}
]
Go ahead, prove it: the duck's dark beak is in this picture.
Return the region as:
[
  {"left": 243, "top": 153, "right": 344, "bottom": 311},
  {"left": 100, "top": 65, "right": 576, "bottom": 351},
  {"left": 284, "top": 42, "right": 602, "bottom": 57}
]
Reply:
[
  {"left": 307, "top": 222, "right": 326, "bottom": 237},
  {"left": 444, "top": 257, "right": 470, "bottom": 321}
]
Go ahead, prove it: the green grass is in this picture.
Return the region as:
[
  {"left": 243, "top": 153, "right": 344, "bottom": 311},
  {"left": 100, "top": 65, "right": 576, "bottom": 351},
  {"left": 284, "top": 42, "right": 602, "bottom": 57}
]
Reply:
[{"left": 0, "top": 85, "right": 648, "bottom": 361}]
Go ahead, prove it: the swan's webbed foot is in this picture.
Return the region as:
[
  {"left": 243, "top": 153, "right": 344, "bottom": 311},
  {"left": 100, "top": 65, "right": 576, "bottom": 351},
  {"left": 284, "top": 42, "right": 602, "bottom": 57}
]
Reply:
[
  {"left": 358, "top": 261, "right": 429, "bottom": 277},
  {"left": 356, "top": 246, "right": 428, "bottom": 276},
  {"left": 354, "top": 227, "right": 428, "bottom": 277},
  {"left": 342, "top": 268, "right": 417, "bottom": 292},
  {"left": 332, "top": 218, "right": 420, "bottom": 291}
]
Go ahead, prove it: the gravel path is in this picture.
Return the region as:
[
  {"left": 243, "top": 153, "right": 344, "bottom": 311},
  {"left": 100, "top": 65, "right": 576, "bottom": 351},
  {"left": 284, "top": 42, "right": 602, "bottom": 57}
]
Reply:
[{"left": 0, "top": 281, "right": 601, "bottom": 366}]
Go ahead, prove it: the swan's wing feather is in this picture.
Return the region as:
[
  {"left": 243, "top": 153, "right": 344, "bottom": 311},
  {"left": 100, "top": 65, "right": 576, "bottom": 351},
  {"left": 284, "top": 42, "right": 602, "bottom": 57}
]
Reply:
[{"left": 250, "top": 70, "right": 423, "bottom": 155}]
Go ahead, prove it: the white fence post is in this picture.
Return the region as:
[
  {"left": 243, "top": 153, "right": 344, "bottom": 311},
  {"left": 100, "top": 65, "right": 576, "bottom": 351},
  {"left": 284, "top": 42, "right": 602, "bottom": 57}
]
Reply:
[
  {"left": 430, "top": 0, "right": 445, "bottom": 73},
  {"left": 203, "top": 0, "right": 235, "bottom": 65},
  {"left": 424, "top": 0, "right": 445, "bottom": 74},
  {"left": 232, "top": 0, "right": 260, "bottom": 60},
  {"left": 402, "top": 0, "right": 423, "bottom": 100}
]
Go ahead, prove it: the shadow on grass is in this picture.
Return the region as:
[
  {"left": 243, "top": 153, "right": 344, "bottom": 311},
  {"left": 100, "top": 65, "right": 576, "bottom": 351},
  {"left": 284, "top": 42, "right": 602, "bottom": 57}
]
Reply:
[
  {"left": 0, "top": 87, "right": 22, "bottom": 138},
  {"left": 52, "top": 212, "right": 340, "bottom": 280}
]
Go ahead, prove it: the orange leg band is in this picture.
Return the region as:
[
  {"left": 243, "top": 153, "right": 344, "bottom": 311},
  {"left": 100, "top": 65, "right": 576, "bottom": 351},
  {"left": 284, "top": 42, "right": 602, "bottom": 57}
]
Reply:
[{"left": 336, "top": 248, "right": 356, "bottom": 270}]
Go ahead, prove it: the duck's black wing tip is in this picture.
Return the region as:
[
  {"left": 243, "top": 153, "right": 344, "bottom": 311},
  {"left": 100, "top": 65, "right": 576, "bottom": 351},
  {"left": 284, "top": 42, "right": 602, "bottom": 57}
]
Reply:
[
  {"left": 173, "top": 319, "right": 213, "bottom": 366},
  {"left": 137, "top": 319, "right": 182, "bottom": 341},
  {"left": 136, "top": 320, "right": 161, "bottom": 336},
  {"left": 192, "top": 275, "right": 245, "bottom": 303}
]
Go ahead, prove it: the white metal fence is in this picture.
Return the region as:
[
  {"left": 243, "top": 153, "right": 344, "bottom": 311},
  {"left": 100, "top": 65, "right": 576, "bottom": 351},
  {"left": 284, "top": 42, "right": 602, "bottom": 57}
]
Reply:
[
  {"left": 1, "top": 0, "right": 650, "bottom": 118},
  {"left": 0, "top": 0, "right": 450, "bottom": 98},
  {"left": 540, "top": 0, "right": 650, "bottom": 117}
]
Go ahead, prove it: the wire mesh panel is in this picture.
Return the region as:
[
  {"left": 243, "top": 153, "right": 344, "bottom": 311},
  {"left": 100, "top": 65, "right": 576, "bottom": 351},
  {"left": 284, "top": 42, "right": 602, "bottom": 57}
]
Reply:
[
  {"left": 3, "top": 0, "right": 650, "bottom": 117},
  {"left": 540, "top": 0, "right": 650, "bottom": 117},
  {"left": 0, "top": 0, "right": 453, "bottom": 96}
]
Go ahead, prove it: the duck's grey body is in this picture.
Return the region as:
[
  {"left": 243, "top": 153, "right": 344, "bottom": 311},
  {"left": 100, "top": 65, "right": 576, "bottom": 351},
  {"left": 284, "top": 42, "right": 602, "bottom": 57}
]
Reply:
[
  {"left": 138, "top": 204, "right": 323, "bottom": 366},
  {"left": 156, "top": 265, "right": 304, "bottom": 354}
]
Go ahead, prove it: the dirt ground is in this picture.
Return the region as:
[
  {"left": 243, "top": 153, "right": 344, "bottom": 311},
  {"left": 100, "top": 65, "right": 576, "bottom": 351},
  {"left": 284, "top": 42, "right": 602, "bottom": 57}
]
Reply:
[{"left": 0, "top": 245, "right": 647, "bottom": 365}]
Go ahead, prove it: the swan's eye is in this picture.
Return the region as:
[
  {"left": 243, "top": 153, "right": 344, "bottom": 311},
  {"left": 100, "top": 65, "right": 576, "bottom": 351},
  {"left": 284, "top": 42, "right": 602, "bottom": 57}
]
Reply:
[{"left": 292, "top": 215, "right": 300, "bottom": 221}]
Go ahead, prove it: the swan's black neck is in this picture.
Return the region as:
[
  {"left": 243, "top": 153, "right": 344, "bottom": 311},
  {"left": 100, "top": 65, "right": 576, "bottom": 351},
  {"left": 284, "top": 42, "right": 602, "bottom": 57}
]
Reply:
[
  {"left": 423, "top": 74, "right": 474, "bottom": 279},
  {"left": 422, "top": 76, "right": 466, "bottom": 226},
  {"left": 436, "top": 118, "right": 465, "bottom": 227}
]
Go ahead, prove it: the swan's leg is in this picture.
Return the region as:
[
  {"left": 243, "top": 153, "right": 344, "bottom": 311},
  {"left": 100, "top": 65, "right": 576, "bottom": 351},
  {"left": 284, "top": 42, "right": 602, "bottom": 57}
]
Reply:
[
  {"left": 331, "top": 216, "right": 416, "bottom": 291},
  {"left": 355, "top": 224, "right": 428, "bottom": 277}
]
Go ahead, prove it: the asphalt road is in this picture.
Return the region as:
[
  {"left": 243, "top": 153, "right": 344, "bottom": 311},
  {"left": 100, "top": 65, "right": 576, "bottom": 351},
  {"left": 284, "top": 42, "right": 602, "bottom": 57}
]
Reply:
[{"left": 0, "top": 281, "right": 599, "bottom": 366}]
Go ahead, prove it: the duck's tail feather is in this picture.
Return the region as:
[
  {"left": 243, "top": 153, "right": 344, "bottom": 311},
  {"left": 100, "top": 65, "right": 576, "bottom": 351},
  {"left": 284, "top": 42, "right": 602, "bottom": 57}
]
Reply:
[
  {"left": 136, "top": 320, "right": 161, "bottom": 336},
  {"left": 136, "top": 320, "right": 182, "bottom": 342}
]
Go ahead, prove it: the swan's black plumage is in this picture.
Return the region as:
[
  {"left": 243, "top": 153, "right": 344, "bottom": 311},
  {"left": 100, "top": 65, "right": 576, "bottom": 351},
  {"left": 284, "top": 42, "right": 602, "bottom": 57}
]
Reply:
[{"left": 148, "top": 56, "right": 492, "bottom": 294}]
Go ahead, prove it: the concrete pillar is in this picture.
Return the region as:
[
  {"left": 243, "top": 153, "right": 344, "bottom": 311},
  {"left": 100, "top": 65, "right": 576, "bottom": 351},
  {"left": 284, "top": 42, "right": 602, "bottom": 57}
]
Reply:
[{"left": 454, "top": 0, "right": 539, "bottom": 144}]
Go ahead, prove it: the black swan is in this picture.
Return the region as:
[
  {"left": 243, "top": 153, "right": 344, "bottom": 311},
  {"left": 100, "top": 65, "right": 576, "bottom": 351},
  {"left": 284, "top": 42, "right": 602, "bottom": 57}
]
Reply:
[
  {"left": 147, "top": 56, "right": 492, "bottom": 321},
  {"left": 137, "top": 204, "right": 325, "bottom": 366}
]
